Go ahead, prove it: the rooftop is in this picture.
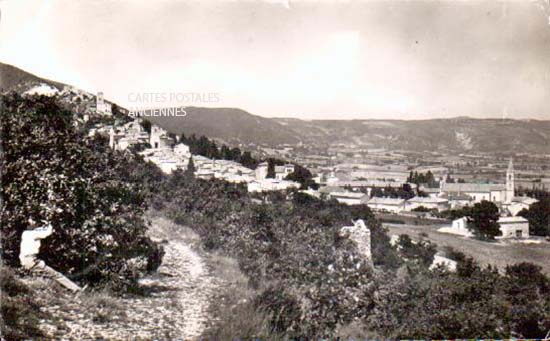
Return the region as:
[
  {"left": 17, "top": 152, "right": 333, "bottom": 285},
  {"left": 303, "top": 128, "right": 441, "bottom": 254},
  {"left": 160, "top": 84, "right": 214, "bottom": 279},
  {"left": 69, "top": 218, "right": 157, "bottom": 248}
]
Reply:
[
  {"left": 498, "top": 216, "right": 528, "bottom": 223},
  {"left": 368, "top": 197, "right": 405, "bottom": 205}
]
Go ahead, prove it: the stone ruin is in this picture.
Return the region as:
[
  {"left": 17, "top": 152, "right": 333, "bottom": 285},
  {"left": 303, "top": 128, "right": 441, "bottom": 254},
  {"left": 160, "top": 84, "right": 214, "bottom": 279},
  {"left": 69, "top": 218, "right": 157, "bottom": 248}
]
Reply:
[{"left": 340, "top": 219, "right": 373, "bottom": 268}]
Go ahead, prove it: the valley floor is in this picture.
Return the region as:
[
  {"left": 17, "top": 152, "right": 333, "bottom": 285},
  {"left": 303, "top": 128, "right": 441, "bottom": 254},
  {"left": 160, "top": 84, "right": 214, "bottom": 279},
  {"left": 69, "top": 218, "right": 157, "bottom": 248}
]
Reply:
[
  {"left": 20, "top": 216, "right": 222, "bottom": 339},
  {"left": 384, "top": 222, "right": 550, "bottom": 275}
]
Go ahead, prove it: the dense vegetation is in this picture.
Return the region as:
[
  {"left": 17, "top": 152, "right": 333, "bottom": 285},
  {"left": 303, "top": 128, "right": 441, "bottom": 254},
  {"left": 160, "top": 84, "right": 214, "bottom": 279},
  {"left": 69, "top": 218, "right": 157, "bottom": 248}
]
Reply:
[
  {"left": 147, "top": 172, "right": 400, "bottom": 335},
  {"left": 407, "top": 170, "right": 438, "bottom": 187},
  {"left": 1, "top": 94, "right": 163, "bottom": 290},
  {"left": 368, "top": 260, "right": 550, "bottom": 339},
  {"left": 179, "top": 132, "right": 258, "bottom": 169},
  {"left": 369, "top": 183, "right": 417, "bottom": 199}
]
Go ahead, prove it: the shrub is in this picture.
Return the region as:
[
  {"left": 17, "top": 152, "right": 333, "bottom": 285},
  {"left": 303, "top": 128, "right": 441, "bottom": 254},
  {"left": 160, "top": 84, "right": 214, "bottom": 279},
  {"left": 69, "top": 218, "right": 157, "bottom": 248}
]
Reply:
[{"left": 0, "top": 94, "right": 163, "bottom": 290}]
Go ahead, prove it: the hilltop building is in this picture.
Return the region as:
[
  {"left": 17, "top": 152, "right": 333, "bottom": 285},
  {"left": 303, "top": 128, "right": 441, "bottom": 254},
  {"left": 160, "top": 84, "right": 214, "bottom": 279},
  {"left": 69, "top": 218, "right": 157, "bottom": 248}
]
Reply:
[
  {"left": 94, "top": 92, "right": 112, "bottom": 116},
  {"left": 150, "top": 125, "right": 173, "bottom": 149}
]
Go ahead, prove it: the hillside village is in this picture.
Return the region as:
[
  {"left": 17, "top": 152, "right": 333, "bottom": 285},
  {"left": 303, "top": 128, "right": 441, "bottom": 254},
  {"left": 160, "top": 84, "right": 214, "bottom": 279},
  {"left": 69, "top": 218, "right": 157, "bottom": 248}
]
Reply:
[{"left": 94, "top": 91, "right": 542, "bottom": 241}]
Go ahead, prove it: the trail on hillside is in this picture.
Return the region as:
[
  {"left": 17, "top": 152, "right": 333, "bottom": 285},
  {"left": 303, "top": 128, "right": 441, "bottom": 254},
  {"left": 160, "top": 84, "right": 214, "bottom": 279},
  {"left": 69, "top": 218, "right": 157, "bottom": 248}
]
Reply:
[{"left": 28, "top": 217, "right": 220, "bottom": 339}]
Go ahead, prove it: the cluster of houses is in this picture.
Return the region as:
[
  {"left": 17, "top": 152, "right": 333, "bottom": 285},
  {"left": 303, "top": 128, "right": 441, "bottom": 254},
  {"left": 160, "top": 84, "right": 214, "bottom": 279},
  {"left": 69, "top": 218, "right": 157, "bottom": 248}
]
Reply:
[
  {"left": 105, "top": 113, "right": 301, "bottom": 192},
  {"left": 304, "top": 160, "right": 537, "bottom": 213},
  {"left": 301, "top": 160, "right": 539, "bottom": 239},
  {"left": 301, "top": 187, "right": 451, "bottom": 213}
]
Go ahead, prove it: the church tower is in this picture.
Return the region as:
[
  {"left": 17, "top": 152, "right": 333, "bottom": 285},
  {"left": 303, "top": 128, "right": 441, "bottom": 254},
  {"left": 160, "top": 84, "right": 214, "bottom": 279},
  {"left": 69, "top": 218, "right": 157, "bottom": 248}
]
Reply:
[{"left": 505, "top": 158, "right": 515, "bottom": 203}]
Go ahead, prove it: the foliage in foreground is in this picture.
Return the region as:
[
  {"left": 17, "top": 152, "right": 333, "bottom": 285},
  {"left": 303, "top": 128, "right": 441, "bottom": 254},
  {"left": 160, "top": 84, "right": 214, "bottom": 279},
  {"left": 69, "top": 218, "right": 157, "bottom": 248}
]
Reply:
[
  {"left": 146, "top": 171, "right": 400, "bottom": 336},
  {"left": 146, "top": 168, "right": 550, "bottom": 338},
  {"left": 1, "top": 94, "right": 163, "bottom": 290},
  {"left": 368, "top": 260, "right": 550, "bottom": 339}
]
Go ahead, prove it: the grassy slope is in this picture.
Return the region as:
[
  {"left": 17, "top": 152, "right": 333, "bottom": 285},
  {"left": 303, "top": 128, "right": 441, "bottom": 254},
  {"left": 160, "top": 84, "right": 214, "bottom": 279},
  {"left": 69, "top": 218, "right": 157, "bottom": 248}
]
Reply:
[
  {"left": 384, "top": 222, "right": 550, "bottom": 275},
  {"left": 0, "top": 62, "right": 65, "bottom": 91}
]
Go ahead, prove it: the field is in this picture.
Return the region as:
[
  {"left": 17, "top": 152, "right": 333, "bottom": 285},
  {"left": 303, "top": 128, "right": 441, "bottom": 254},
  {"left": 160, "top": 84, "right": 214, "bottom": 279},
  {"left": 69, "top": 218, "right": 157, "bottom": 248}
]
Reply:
[{"left": 384, "top": 223, "right": 550, "bottom": 275}]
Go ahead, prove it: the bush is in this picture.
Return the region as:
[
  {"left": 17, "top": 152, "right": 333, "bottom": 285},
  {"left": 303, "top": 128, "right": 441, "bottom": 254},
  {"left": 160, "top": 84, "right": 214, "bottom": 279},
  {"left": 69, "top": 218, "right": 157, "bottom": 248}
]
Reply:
[
  {"left": 152, "top": 170, "right": 395, "bottom": 336},
  {"left": 0, "top": 94, "right": 163, "bottom": 290}
]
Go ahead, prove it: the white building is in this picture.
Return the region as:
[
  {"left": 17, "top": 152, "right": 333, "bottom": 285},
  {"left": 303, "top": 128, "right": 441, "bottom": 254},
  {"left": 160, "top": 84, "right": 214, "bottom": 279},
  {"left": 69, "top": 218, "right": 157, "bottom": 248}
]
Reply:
[
  {"left": 430, "top": 253, "right": 458, "bottom": 271},
  {"left": 95, "top": 92, "right": 112, "bottom": 116},
  {"left": 247, "top": 179, "right": 300, "bottom": 193},
  {"left": 255, "top": 162, "right": 269, "bottom": 180},
  {"left": 449, "top": 217, "right": 473, "bottom": 237},
  {"left": 442, "top": 193, "right": 474, "bottom": 209},
  {"left": 508, "top": 196, "right": 539, "bottom": 216},
  {"left": 497, "top": 216, "right": 529, "bottom": 239},
  {"left": 328, "top": 191, "right": 369, "bottom": 205},
  {"left": 108, "top": 120, "right": 149, "bottom": 151},
  {"left": 275, "top": 164, "right": 295, "bottom": 180},
  {"left": 367, "top": 197, "right": 406, "bottom": 213},
  {"left": 444, "top": 216, "right": 529, "bottom": 239},
  {"left": 405, "top": 196, "right": 449, "bottom": 211},
  {"left": 150, "top": 125, "right": 173, "bottom": 149},
  {"left": 174, "top": 143, "right": 191, "bottom": 157}
]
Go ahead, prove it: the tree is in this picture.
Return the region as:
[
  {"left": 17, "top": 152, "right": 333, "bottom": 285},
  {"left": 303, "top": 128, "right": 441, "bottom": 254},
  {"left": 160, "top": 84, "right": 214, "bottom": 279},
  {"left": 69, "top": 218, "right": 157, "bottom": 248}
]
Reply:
[
  {"left": 239, "top": 151, "right": 257, "bottom": 169},
  {"left": 518, "top": 199, "right": 550, "bottom": 236},
  {"left": 396, "top": 234, "right": 437, "bottom": 266},
  {"left": 285, "top": 164, "right": 315, "bottom": 189},
  {"left": 467, "top": 201, "right": 501, "bottom": 240},
  {"left": 266, "top": 159, "right": 276, "bottom": 178},
  {"left": 186, "top": 156, "right": 196, "bottom": 177},
  {"left": 503, "top": 263, "right": 550, "bottom": 338},
  {"left": 140, "top": 119, "right": 152, "bottom": 134},
  {"left": 1, "top": 94, "right": 163, "bottom": 290}
]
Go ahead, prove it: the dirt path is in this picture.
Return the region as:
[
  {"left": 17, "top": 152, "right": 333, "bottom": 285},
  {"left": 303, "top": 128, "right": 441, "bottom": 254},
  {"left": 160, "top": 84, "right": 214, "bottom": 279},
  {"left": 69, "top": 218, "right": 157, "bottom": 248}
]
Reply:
[{"left": 27, "top": 217, "right": 220, "bottom": 339}]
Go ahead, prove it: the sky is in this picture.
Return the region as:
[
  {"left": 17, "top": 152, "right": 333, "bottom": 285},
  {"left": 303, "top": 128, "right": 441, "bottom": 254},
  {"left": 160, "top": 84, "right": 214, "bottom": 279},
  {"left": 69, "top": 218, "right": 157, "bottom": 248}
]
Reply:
[{"left": 1, "top": 0, "right": 549, "bottom": 120}]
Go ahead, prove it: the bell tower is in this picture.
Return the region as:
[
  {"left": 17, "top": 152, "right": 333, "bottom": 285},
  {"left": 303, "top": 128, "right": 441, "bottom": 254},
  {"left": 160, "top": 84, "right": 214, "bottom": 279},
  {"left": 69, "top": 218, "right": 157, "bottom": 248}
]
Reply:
[{"left": 505, "top": 158, "right": 514, "bottom": 203}]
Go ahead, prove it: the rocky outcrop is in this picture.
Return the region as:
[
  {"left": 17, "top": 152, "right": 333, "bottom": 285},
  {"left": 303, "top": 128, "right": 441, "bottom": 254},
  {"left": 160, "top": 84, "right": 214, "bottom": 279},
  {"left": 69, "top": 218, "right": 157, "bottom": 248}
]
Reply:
[{"left": 340, "top": 219, "right": 373, "bottom": 268}]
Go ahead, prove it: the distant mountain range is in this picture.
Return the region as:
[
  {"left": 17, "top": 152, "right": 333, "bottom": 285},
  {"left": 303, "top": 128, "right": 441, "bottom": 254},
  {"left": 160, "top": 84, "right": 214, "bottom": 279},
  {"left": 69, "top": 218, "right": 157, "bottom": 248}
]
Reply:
[
  {"left": 273, "top": 117, "right": 550, "bottom": 154},
  {"left": 2, "top": 62, "right": 549, "bottom": 154}
]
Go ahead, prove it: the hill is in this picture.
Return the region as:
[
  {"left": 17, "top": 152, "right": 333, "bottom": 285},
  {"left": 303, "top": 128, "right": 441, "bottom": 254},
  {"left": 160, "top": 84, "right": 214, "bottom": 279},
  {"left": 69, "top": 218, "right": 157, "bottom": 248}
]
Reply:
[
  {"left": 2, "top": 62, "right": 549, "bottom": 154},
  {"left": 0, "top": 62, "right": 65, "bottom": 92},
  {"left": 145, "top": 107, "right": 300, "bottom": 145},
  {"left": 274, "top": 117, "right": 550, "bottom": 154}
]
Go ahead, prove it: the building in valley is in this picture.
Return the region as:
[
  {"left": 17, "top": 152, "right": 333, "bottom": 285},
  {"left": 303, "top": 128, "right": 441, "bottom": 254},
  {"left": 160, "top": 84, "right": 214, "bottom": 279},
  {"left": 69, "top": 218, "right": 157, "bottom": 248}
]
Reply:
[
  {"left": 497, "top": 216, "right": 530, "bottom": 238},
  {"left": 405, "top": 196, "right": 449, "bottom": 211},
  {"left": 439, "top": 159, "right": 515, "bottom": 205},
  {"left": 443, "top": 216, "right": 529, "bottom": 239},
  {"left": 508, "top": 196, "right": 539, "bottom": 216},
  {"left": 328, "top": 191, "right": 369, "bottom": 205},
  {"left": 367, "top": 197, "right": 406, "bottom": 213}
]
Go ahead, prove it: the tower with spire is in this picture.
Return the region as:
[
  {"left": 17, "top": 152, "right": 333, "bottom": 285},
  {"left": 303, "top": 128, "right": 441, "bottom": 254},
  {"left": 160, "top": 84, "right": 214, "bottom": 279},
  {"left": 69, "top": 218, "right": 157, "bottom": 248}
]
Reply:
[{"left": 505, "top": 158, "right": 515, "bottom": 203}]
